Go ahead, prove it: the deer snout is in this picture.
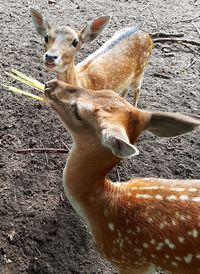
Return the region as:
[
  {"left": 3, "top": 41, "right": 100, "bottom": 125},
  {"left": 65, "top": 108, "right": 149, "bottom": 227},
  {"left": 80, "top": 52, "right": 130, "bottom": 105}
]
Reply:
[
  {"left": 44, "top": 79, "right": 72, "bottom": 102},
  {"left": 44, "top": 53, "right": 59, "bottom": 63},
  {"left": 44, "top": 80, "right": 59, "bottom": 100}
]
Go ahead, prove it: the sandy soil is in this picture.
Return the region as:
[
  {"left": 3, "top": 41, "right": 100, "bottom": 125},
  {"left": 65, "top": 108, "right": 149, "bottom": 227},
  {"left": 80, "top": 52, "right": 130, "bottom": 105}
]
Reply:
[{"left": 0, "top": 0, "right": 200, "bottom": 273}]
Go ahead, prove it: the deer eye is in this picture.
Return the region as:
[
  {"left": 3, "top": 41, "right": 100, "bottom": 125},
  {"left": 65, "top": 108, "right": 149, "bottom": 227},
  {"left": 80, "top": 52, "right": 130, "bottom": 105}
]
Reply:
[
  {"left": 72, "top": 104, "right": 82, "bottom": 121},
  {"left": 44, "top": 35, "right": 49, "bottom": 43},
  {"left": 72, "top": 39, "right": 79, "bottom": 48}
]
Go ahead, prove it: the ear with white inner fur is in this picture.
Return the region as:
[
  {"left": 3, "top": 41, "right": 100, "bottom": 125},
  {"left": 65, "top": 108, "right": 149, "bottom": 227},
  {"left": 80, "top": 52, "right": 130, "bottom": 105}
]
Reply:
[
  {"left": 145, "top": 111, "right": 200, "bottom": 137},
  {"left": 79, "top": 15, "right": 110, "bottom": 43},
  {"left": 102, "top": 126, "right": 139, "bottom": 158},
  {"left": 30, "top": 8, "right": 50, "bottom": 37}
]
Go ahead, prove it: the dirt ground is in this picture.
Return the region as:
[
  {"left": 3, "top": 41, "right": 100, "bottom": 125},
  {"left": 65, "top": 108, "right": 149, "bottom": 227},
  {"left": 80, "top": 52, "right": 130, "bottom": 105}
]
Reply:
[{"left": 0, "top": 0, "right": 200, "bottom": 273}]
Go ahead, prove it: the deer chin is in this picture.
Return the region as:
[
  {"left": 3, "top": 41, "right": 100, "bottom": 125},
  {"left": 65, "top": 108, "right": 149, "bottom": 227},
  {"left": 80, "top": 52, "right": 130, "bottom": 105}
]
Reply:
[
  {"left": 44, "top": 56, "right": 64, "bottom": 72},
  {"left": 45, "top": 62, "right": 57, "bottom": 71}
]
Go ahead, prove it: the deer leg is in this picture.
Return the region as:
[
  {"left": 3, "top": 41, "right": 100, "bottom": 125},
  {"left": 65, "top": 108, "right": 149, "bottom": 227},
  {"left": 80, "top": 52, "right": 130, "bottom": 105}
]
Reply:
[
  {"left": 133, "top": 88, "right": 140, "bottom": 107},
  {"left": 131, "top": 73, "right": 143, "bottom": 107},
  {"left": 121, "top": 88, "right": 129, "bottom": 98},
  {"left": 118, "top": 265, "right": 156, "bottom": 274}
]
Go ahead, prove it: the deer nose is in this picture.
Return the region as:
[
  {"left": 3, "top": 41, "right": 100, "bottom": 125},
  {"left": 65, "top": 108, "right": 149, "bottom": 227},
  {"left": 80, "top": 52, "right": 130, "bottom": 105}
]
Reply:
[{"left": 45, "top": 53, "right": 59, "bottom": 62}]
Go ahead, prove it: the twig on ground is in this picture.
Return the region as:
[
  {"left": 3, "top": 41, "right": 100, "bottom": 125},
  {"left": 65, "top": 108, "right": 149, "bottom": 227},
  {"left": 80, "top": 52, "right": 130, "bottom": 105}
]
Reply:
[
  {"left": 153, "top": 73, "right": 172, "bottom": 79},
  {"left": 61, "top": 140, "right": 70, "bottom": 151},
  {"left": 136, "top": 3, "right": 151, "bottom": 23},
  {"left": 186, "top": 58, "right": 197, "bottom": 69},
  {"left": 60, "top": 193, "right": 65, "bottom": 202},
  {"left": 151, "top": 32, "right": 184, "bottom": 38},
  {"left": 153, "top": 38, "right": 200, "bottom": 47},
  {"left": 35, "top": 247, "right": 41, "bottom": 256},
  {"left": 181, "top": 43, "right": 200, "bottom": 55},
  {"left": 164, "top": 53, "right": 175, "bottom": 57},
  {"left": 15, "top": 148, "right": 68, "bottom": 153},
  {"left": 149, "top": 8, "right": 160, "bottom": 33},
  {"left": 40, "top": 140, "right": 48, "bottom": 163},
  {"left": 192, "top": 21, "right": 200, "bottom": 37},
  {"left": 175, "top": 14, "right": 200, "bottom": 23},
  {"left": 139, "top": 3, "right": 151, "bottom": 13}
]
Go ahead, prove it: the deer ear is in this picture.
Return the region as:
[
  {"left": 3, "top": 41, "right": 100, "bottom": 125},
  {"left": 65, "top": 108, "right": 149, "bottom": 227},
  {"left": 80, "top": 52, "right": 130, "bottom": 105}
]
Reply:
[
  {"left": 145, "top": 111, "right": 200, "bottom": 137},
  {"left": 79, "top": 15, "right": 110, "bottom": 43},
  {"left": 102, "top": 126, "right": 139, "bottom": 158},
  {"left": 30, "top": 8, "right": 51, "bottom": 37}
]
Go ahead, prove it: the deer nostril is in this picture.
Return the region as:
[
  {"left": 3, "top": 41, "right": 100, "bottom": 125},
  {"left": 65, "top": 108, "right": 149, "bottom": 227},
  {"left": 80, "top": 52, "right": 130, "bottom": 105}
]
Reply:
[
  {"left": 44, "top": 83, "right": 49, "bottom": 89},
  {"left": 45, "top": 53, "right": 58, "bottom": 62},
  {"left": 53, "top": 55, "right": 58, "bottom": 60}
]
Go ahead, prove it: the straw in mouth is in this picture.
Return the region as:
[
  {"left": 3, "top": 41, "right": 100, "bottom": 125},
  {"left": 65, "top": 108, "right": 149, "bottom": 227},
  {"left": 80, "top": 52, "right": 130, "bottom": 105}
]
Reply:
[
  {"left": 1, "top": 84, "right": 45, "bottom": 101},
  {"left": 1, "top": 69, "right": 45, "bottom": 102},
  {"left": 10, "top": 69, "right": 45, "bottom": 91}
]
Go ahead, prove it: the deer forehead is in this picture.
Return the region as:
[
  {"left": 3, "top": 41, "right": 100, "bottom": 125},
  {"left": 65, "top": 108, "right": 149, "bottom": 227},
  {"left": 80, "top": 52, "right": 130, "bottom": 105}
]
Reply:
[
  {"left": 50, "top": 26, "right": 78, "bottom": 41},
  {"left": 76, "top": 99, "right": 128, "bottom": 130},
  {"left": 92, "top": 102, "right": 131, "bottom": 122}
]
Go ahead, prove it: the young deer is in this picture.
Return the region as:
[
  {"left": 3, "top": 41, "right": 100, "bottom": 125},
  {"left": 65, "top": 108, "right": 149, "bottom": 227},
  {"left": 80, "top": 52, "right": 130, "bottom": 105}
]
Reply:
[
  {"left": 44, "top": 80, "right": 200, "bottom": 274},
  {"left": 30, "top": 8, "right": 153, "bottom": 106}
]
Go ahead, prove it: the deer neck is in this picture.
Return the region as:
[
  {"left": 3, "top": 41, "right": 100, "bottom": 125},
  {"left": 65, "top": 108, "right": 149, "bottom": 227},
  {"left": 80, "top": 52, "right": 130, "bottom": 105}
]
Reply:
[
  {"left": 63, "top": 139, "right": 120, "bottom": 220},
  {"left": 57, "top": 62, "right": 80, "bottom": 86}
]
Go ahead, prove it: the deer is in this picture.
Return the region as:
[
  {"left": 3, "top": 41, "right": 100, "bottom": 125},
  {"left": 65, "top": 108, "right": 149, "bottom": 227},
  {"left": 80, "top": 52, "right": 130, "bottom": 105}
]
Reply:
[
  {"left": 43, "top": 79, "right": 200, "bottom": 274},
  {"left": 30, "top": 8, "right": 153, "bottom": 107}
]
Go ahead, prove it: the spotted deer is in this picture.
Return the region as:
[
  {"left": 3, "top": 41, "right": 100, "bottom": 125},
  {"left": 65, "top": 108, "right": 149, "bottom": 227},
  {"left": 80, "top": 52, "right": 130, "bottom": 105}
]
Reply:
[
  {"left": 30, "top": 8, "right": 153, "bottom": 106},
  {"left": 44, "top": 79, "right": 200, "bottom": 274}
]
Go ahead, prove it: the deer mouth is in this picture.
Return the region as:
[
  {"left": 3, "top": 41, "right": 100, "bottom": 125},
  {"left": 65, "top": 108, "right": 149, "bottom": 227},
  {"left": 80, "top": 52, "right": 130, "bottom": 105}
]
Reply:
[{"left": 45, "top": 62, "right": 57, "bottom": 68}]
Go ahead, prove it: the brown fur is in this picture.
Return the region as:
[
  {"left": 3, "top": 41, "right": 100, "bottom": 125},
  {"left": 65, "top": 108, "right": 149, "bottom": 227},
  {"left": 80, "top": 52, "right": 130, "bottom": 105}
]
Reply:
[{"left": 44, "top": 80, "right": 200, "bottom": 274}]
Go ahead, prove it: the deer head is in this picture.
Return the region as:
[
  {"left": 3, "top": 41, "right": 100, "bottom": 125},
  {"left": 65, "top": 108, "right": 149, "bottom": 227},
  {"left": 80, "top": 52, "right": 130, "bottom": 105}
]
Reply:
[
  {"left": 44, "top": 79, "right": 200, "bottom": 159},
  {"left": 30, "top": 8, "right": 110, "bottom": 73}
]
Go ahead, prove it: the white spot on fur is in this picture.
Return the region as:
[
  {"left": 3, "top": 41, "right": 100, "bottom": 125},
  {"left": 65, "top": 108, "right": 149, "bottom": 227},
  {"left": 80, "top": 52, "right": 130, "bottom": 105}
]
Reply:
[
  {"left": 167, "top": 195, "right": 177, "bottom": 200},
  {"left": 178, "top": 236, "right": 185, "bottom": 243},
  {"left": 196, "top": 254, "right": 200, "bottom": 259},
  {"left": 156, "top": 242, "right": 164, "bottom": 250},
  {"left": 136, "top": 194, "right": 152, "bottom": 199},
  {"left": 143, "top": 243, "right": 149, "bottom": 248},
  {"left": 139, "top": 186, "right": 159, "bottom": 190},
  {"left": 171, "top": 261, "right": 178, "bottom": 267},
  {"left": 117, "top": 230, "right": 122, "bottom": 237},
  {"left": 159, "top": 223, "right": 165, "bottom": 229},
  {"left": 184, "top": 254, "right": 193, "bottom": 264},
  {"left": 135, "top": 248, "right": 142, "bottom": 256},
  {"left": 180, "top": 195, "right": 189, "bottom": 201},
  {"left": 189, "top": 188, "right": 197, "bottom": 192},
  {"left": 164, "top": 238, "right": 176, "bottom": 249},
  {"left": 192, "top": 197, "right": 200, "bottom": 202},
  {"left": 188, "top": 229, "right": 198, "bottom": 238},
  {"left": 179, "top": 215, "right": 186, "bottom": 221},
  {"left": 148, "top": 217, "right": 153, "bottom": 223},
  {"left": 175, "top": 256, "right": 182, "bottom": 261},
  {"left": 170, "top": 188, "right": 185, "bottom": 192},
  {"left": 136, "top": 226, "right": 141, "bottom": 233},
  {"left": 172, "top": 219, "right": 177, "bottom": 225},
  {"left": 155, "top": 194, "right": 163, "bottom": 200},
  {"left": 108, "top": 222, "right": 114, "bottom": 231}
]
